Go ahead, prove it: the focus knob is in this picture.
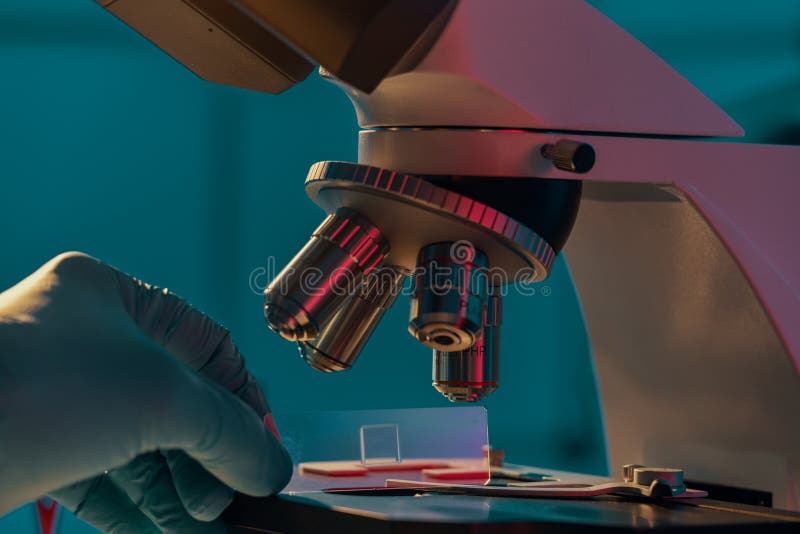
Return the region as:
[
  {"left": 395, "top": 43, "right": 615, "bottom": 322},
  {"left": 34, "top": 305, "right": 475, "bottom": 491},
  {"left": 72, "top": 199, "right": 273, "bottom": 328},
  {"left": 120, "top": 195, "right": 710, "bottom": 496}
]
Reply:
[{"left": 542, "top": 140, "right": 596, "bottom": 174}]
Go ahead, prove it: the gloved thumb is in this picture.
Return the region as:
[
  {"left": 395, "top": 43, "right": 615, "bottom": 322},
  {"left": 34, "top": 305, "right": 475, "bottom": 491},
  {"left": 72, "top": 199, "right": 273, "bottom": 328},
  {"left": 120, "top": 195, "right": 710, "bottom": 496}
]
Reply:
[{"left": 160, "top": 366, "right": 293, "bottom": 498}]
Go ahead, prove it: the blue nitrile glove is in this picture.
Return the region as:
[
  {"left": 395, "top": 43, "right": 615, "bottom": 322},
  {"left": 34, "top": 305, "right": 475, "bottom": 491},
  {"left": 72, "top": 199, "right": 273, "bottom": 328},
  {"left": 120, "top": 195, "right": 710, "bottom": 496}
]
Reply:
[{"left": 0, "top": 252, "right": 291, "bottom": 533}]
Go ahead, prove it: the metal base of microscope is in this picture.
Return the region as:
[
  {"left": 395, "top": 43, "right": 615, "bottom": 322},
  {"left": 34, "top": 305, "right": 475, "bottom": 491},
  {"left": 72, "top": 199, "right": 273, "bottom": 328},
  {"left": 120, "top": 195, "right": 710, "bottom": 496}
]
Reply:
[
  {"left": 225, "top": 462, "right": 800, "bottom": 533},
  {"left": 225, "top": 491, "right": 800, "bottom": 533}
]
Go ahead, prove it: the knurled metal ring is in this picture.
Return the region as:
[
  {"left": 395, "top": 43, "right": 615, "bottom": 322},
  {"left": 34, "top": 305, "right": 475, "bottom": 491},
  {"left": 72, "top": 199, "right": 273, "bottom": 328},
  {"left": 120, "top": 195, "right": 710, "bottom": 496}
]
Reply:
[{"left": 305, "top": 161, "right": 556, "bottom": 282}]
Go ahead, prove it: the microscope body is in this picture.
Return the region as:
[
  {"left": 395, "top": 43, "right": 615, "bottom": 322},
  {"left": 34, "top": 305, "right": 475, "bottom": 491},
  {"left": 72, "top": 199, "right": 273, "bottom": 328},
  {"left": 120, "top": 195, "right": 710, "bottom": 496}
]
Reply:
[
  {"left": 344, "top": 0, "right": 800, "bottom": 508},
  {"left": 98, "top": 0, "right": 800, "bottom": 510}
]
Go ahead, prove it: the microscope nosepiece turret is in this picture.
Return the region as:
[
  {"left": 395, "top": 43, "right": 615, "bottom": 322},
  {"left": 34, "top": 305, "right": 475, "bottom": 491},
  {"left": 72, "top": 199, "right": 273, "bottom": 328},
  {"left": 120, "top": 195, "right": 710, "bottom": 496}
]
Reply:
[{"left": 263, "top": 161, "right": 577, "bottom": 402}]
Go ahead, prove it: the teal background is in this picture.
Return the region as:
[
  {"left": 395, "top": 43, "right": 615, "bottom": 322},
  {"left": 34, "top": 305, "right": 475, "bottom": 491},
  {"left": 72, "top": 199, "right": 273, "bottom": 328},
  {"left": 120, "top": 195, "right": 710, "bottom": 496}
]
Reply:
[{"left": 1, "top": 1, "right": 798, "bottom": 532}]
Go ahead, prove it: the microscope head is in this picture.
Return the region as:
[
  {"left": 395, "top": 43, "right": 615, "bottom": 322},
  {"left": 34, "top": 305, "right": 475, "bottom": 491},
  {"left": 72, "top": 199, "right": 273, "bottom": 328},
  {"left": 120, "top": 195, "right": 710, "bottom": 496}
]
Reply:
[
  {"left": 95, "top": 0, "right": 737, "bottom": 402},
  {"left": 259, "top": 0, "right": 739, "bottom": 402}
]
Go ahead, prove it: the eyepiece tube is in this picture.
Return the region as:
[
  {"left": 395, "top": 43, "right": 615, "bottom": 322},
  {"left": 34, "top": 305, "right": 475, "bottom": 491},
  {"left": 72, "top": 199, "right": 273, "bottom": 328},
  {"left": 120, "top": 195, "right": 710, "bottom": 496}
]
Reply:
[
  {"left": 264, "top": 208, "right": 389, "bottom": 341},
  {"left": 298, "top": 266, "right": 407, "bottom": 372},
  {"left": 433, "top": 293, "right": 501, "bottom": 402},
  {"left": 409, "top": 242, "right": 488, "bottom": 351}
]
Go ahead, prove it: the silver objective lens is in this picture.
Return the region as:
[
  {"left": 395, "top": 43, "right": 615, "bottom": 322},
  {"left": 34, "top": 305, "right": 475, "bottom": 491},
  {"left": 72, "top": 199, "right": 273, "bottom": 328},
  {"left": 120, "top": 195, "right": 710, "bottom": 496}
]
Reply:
[
  {"left": 298, "top": 266, "right": 407, "bottom": 372},
  {"left": 409, "top": 242, "right": 488, "bottom": 351},
  {"left": 433, "top": 293, "right": 502, "bottom": 402},
  {"left": 264, "top": 208, "right": 389, "bottom": 341}
]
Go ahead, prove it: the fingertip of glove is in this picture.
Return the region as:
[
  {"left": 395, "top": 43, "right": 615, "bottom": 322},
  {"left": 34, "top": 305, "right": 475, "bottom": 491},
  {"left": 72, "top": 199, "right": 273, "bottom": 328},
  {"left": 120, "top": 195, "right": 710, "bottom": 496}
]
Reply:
[
  {"left": 265, "top": 439, "right": 294, "bottom": 497},
  {"left": 185, "top": 486, "right": 234, "bottom": 522},
  {"left": 264, "top": 413, "right": 293, "bottom": 494},
  {"left": 165, "top": 451, "right": 235, "bottom": 521}
]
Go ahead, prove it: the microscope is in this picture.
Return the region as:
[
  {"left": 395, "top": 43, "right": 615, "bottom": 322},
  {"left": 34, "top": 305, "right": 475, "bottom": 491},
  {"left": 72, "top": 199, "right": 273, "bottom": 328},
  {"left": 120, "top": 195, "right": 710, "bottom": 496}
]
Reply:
[{"left": 98, "top": 0, "right": 800, "bottom": 526}]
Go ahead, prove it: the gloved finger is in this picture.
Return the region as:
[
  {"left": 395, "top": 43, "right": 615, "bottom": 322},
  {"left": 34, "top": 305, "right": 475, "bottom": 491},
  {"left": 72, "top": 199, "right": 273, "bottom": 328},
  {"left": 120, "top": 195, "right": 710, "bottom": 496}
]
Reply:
[
  {"left": 112, "top": 270, "right": 270, "bottom": 416},
  {"left": 110, "top": 267, "right": 287, "bottom": 503},
  {"left": 50, "top": 475, "right": 160, "bottom": 534},
  {"left": 162, "top": 450, "right": 233, "bottom": 521},
  {"left": 108, "top": 452, "right": 227, "bottom": 534},
  {"left": 165, "top": 372, "right": 292, "bottom": 498}
]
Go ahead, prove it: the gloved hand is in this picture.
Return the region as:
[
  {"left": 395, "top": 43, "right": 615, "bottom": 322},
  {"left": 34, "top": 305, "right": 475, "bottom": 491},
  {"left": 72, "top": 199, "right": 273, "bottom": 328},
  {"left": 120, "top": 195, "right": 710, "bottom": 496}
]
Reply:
[{"left": 0, "top": 252, "right": 292, "bottom": 533}]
